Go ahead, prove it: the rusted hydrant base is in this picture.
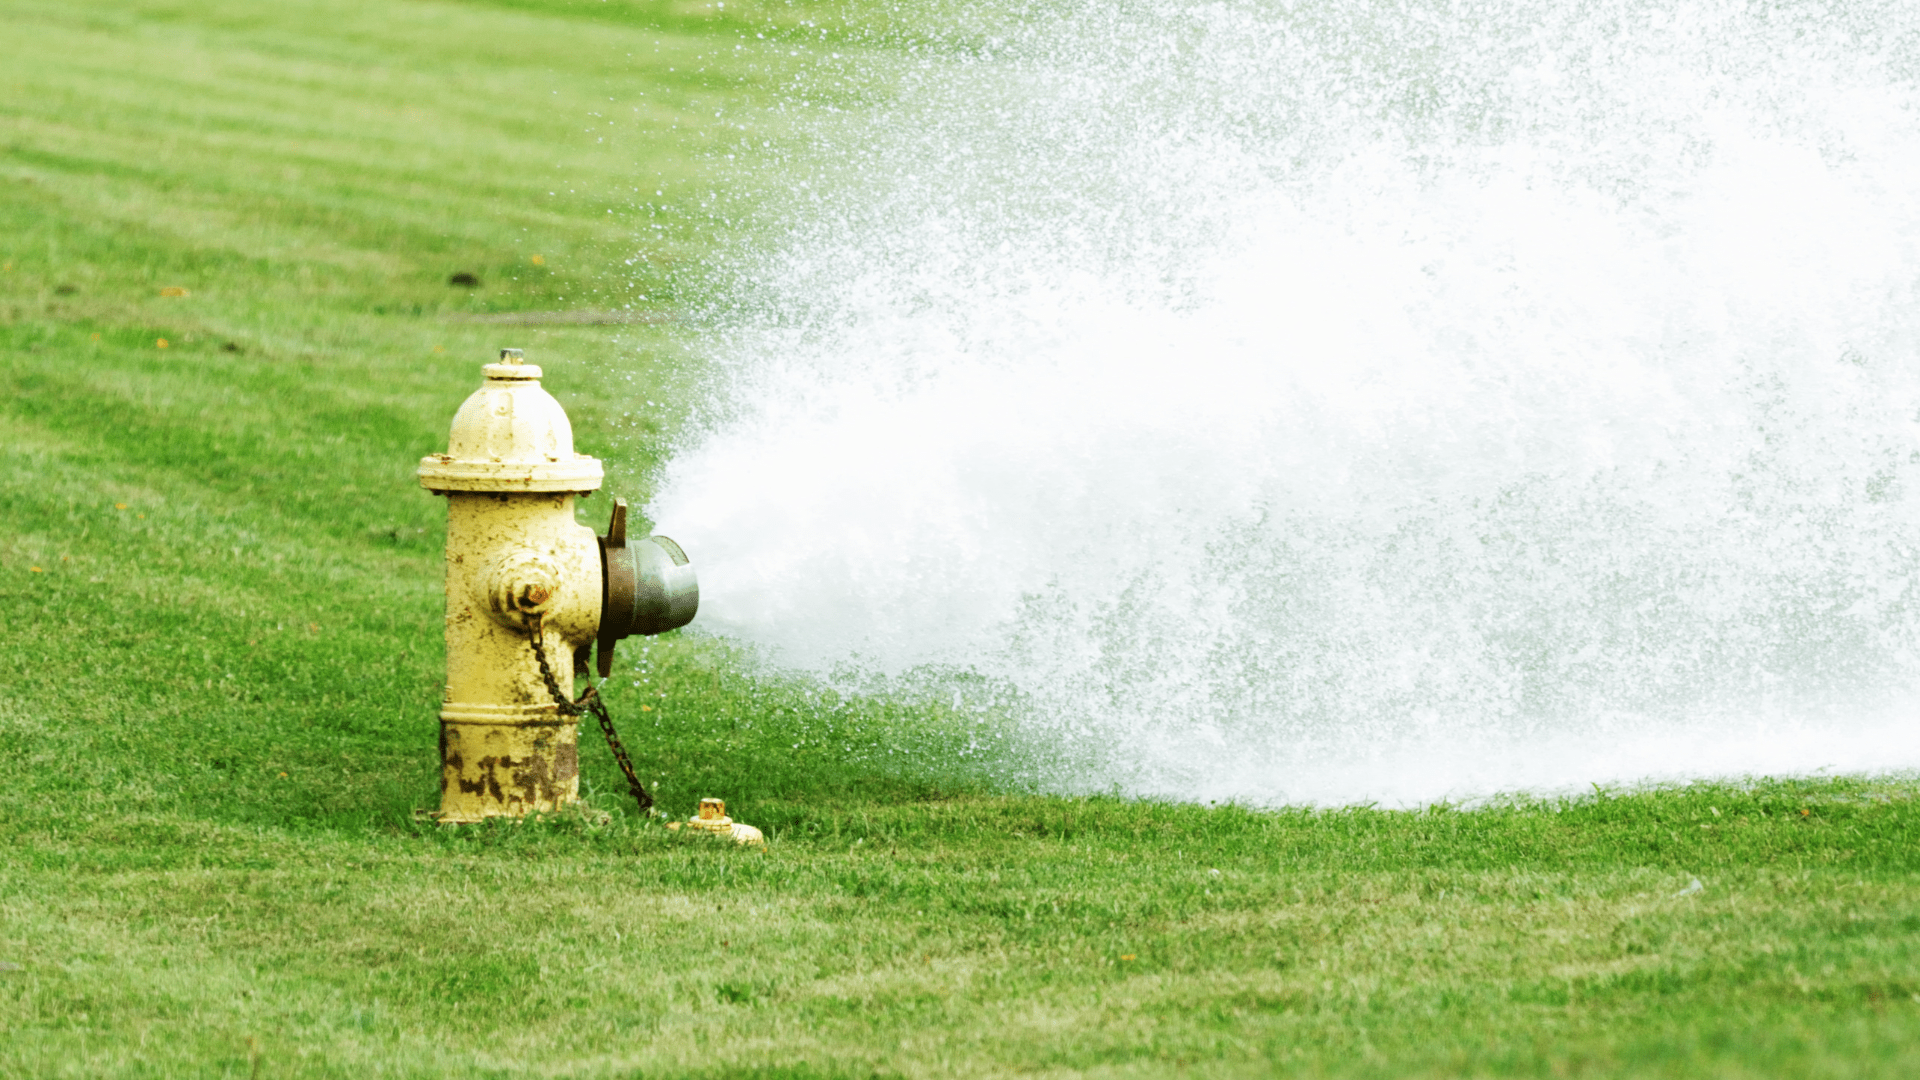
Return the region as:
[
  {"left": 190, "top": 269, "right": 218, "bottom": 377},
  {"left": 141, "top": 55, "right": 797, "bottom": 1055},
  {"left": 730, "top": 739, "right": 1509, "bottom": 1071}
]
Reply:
[{"left": 436, "top": 704, "right": 580, "bottom": 822}]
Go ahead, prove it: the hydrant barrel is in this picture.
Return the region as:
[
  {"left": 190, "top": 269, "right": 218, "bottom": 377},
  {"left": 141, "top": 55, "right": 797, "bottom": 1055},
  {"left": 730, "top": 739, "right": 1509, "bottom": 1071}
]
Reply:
[{"left": 419, "top": 350, "right": 604, "bottom": 822}]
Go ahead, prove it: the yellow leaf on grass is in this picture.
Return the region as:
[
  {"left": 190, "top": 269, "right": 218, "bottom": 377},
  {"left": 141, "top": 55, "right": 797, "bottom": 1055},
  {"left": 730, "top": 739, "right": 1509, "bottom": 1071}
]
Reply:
[
  {"left": 160, "top": 286, "right": 190, "bottom": 297},
  {"left": 156, "top": 338, "right": 169, "bottom": 349},
  {"left": 530, "top": 254, "right": 545, "bottom": 266}
]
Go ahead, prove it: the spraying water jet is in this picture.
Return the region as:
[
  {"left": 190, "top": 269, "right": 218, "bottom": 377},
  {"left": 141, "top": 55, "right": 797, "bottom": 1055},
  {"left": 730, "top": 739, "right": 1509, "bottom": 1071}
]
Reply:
[{"left": 652, "top": 0, "right": 1920, "bottom": 806}]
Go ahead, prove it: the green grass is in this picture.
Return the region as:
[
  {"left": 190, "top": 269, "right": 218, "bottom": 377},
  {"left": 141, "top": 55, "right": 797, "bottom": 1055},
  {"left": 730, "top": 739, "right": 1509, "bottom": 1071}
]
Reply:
[{"left": 4, "top": 1, "right": 1920, "bottom": 1076}]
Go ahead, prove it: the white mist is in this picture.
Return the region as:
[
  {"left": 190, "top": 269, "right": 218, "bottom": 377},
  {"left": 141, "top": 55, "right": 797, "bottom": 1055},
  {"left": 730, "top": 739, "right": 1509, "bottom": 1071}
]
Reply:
[{"left": 650, "top": 0, "right": 1920, "bottom": 805}]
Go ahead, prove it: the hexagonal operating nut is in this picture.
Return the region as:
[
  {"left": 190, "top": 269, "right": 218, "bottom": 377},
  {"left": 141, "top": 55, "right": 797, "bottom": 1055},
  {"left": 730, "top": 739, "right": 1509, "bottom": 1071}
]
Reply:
[{"left": 476, "top": 550, "right": 564, "bottom": 631}]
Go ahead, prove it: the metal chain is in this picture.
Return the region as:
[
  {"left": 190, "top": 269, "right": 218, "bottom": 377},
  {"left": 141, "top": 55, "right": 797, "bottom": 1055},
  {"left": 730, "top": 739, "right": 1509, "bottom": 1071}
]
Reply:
[{"left": 526, "top": 614, "right": 654, "bottom": 816}]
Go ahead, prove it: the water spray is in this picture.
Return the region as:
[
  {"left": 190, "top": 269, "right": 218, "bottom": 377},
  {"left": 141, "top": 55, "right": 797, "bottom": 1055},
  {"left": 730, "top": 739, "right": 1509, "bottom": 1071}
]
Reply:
[{"left": 653, "top": 0, "right": 1920, "bottom": 806}]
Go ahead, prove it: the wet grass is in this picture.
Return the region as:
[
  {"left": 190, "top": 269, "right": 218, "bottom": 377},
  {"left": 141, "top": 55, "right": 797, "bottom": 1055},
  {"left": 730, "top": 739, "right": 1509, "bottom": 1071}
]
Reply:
[{"left": 4, "top": 1, "right": 1920, "bottom": 1077}]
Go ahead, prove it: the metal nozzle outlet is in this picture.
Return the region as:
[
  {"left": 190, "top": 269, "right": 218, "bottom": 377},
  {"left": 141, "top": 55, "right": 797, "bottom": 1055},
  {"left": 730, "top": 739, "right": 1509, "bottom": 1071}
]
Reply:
[{"left": 594, "top": 498, "right": 699, "bottom": 676}]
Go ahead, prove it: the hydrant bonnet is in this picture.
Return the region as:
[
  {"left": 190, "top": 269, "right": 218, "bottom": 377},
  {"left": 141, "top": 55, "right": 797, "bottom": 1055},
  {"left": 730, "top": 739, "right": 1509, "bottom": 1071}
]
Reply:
[{"left": 417, "top": 349, "right": 604, "bottom": 493}]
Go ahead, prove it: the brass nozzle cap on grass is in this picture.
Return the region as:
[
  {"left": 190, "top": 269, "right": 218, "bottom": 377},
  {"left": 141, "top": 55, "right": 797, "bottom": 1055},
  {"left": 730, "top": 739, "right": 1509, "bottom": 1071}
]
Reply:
[{"left": 668, "top": 798, "right": 766, "bottom": 849}]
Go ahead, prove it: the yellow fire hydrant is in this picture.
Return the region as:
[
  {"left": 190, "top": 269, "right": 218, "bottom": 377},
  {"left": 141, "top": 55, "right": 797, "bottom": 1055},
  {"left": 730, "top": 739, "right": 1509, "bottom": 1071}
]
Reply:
[{"left": 418, "top": 349, "right": 697, "bottom": 823}]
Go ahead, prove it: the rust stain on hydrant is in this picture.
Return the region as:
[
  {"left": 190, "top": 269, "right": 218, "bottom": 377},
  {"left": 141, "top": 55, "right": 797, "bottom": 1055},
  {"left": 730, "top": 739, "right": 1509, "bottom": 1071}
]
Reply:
[{"left": 418, "top": 349, "right": 603, "bottom": 822}]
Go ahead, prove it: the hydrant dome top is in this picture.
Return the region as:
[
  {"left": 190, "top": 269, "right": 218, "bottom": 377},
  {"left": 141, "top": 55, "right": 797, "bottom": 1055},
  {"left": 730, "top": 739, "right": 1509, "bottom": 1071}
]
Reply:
[{"left": 417, "top": 349, "right": 604, "bottom": 493}]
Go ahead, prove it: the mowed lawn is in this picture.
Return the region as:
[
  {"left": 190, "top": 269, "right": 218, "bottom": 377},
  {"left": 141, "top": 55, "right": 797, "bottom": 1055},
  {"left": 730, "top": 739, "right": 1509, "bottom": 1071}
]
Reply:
[{"left": 3, "top": 2, "right": 1920, "bottom": 1077}]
